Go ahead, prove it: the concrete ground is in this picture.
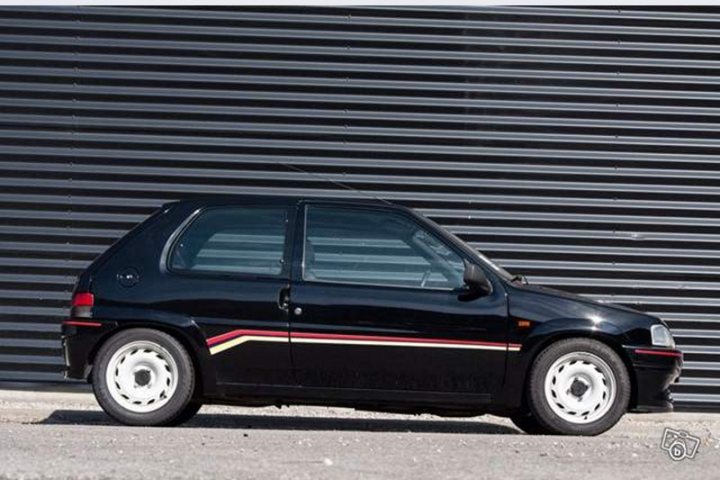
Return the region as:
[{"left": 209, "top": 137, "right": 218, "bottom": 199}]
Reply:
[{"left": 0, "top": 387, "right": 717, "bottom": 479}]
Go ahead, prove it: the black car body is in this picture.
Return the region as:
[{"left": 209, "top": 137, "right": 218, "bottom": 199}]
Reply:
[{"left": 62, "top": 196, "right": 682, "bottom": 435}]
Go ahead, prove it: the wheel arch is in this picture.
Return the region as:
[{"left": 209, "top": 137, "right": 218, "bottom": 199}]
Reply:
[
  {"left": 87, "top": 321, "right": 217, "bottom": 398},
  {"left": 512, "top": 330, "right": 638, "bottom": 413}
]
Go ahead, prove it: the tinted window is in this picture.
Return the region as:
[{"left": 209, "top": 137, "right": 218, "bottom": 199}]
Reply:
[
  {"left": 170, "top": 206, "right": 288, "bottom": 276},
  {"left": 304, "top": 206, "right": 465, "bottom": 289}
]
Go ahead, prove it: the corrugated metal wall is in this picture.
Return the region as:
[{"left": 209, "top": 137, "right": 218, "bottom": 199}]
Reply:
[{"left": 1, "top": 5, "right": 719, "bottom": 409}]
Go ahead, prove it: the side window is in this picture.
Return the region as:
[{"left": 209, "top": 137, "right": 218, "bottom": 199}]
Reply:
[
  {"left": 304, "top": 206, "right": 465, "bottom": 289},
  {"left": 169, "top": 206, "right": 288, "bottom": 276}
]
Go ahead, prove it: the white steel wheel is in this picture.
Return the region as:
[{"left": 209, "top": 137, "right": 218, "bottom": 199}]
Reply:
[
  {"left": 105, "top": 340, "right": 179, "bottom": 414},
  {"left": 543, "top": 351, "right": 616, "bottom": 425}
]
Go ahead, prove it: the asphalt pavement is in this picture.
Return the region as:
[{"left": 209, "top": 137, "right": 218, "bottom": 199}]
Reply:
[{"left": 0, "top": 387, "right": 717, "bottom": 479}]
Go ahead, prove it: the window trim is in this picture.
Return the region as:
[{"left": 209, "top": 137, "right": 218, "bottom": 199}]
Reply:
[
  {"left": 300, "top": 203, "right": 470, "bottom": 293},
  {"left": 163, "top": 204, "right": 294, "bottom": 281}
]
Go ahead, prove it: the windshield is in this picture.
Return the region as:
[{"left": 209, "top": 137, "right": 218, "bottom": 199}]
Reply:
[{"left": 421, "top": 216, "right": 516, "bottom": 282}]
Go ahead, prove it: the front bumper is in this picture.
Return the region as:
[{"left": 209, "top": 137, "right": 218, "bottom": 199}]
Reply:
[{"left": 625, "top": 346, "right": 683, "bottom": 413}]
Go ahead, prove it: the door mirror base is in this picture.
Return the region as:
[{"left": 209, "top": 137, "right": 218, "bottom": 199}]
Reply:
[{"left": 463, "top": 261, "right": 492, "bottom": 295}]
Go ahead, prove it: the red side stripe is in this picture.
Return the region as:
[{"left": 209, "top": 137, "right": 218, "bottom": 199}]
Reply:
[
  {"left": 291, "top": 331, "right": 510, "bottom": 348},
  {"left": 63, "top": 320, "right": 102, "bottom": 328},
  {"left": 206, "top": 329, "right": 288, "bottom": 347},
  {"left": 634, "top": 348, "right": 683, "bottom": 358},
  {"left": 206, "top": 328, "right": 521, "bottom": 350}
]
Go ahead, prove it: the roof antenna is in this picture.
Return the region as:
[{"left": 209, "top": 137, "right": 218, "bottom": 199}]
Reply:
[{"left": 277, "top": 161, "right": 393, "bottom": 206}]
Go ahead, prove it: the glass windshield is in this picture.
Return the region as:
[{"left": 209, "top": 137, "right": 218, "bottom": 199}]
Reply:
[{"left": 422, "top": 216, "right": 516, "bottom": 282}]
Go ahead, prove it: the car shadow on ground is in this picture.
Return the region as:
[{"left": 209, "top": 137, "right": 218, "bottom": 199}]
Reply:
[{"left": 37, "top": 410, "right": 520, "bottom": 434}]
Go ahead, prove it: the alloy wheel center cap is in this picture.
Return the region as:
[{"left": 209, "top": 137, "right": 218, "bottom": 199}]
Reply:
[
  {"left": 569, "top": 378, "right": 590, "bottom": 398},
  {"left": 133, "top": 368, "right": 152, "bottom": 388}
]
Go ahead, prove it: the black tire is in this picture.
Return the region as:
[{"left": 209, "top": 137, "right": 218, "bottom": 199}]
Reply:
[
  {"left": 165, "top": 400, "right": 203, "bottom": 427},
  {"left": 92, "top": 328, "right": 196, "bottom": 427},
  {"left": 527, "top": 338, "right": 631, "bottom": 436},
  {"left": 509, "top": 412, "right": 552, "bottom": 435}
]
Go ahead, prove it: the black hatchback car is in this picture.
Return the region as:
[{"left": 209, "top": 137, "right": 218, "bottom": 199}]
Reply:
[{"left": 62, "top": 196, "right": 682, "bottom": 435}]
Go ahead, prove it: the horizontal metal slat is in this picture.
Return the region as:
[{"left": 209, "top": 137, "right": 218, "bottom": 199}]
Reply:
[
  {"left": 0, "top": 338, "right": 59, "bottom": 349},
  {"left": 673, "top": 329, "right": 720, "bottom": 339},
  {"left": 10, "top": 31, "right": 720, "bottom": 61},
  {"left": 530, "top": 277, "right": 720, "bottom": 292},
  {"left": 677, "top": 377, "right": 720, "bottom": 388},
  {"left": 9, "top": 89, "right": 720, "bottom": 120},
  {"left": 0, "top": 354, "right": 63, "bottom": 366},
  {"left": 0, "top": 370, "right": 65, "bottom": 381},
  {"left": 3, "top": 10, "right": 720, "bottom": 41},
  {"left": 10, "top": 108, "right": 720, "bottom": 140},
  {"left": 24, "top": 5, "right": 720, "bottom": 28},
  {"left": 0, "top": 322, "right": 60, "bottom": 333},
  {"left": 7, "top": 75, "right": 720, "bottom": 106}
]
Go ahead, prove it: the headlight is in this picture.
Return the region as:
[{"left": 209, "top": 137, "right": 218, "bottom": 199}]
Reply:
[{"left": 651, "top": 324, "right": 675, "bottom": 348}]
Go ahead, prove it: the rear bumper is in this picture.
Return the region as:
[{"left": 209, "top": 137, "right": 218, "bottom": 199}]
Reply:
[
  {"left": 625, "top": 346, "right": 683, "bottom": 413},
  {"left": 61, "top": 320, "right": 115, "bottom": 380}
]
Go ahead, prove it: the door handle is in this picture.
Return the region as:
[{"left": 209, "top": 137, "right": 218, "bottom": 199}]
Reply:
[{"left": 277, "top": 286, "right": 290, "bottom": 312}]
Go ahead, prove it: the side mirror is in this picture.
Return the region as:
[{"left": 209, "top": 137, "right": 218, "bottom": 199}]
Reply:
[{"left": 463, "top": 261, "right": 492, "bottom": 295}]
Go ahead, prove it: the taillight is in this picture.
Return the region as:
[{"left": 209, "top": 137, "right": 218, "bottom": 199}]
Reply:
[
  {"left": 71, "top": 292, "right": 94, "bottom": 318},
  {"left": 71, "top": 292, "right": 94, "bottom": 307}
]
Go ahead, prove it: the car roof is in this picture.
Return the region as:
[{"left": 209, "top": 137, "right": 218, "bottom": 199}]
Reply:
[{"left": 164, "top": 194, "right": 402, "bottom": 210}]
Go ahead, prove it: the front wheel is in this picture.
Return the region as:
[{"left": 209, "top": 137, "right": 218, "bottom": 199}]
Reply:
[
  {"left": 92, "top": 328, "right": 197, "bottom": 426},
  {"left": 527, "top": 338, "right": 631, "bottom": 436}
]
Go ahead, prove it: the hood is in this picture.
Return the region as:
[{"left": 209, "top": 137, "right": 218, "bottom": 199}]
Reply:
[
  {"left": 507, "top": 282, "right": 659, "bottom": 328},
  {"left": 518, "top": 284, "right": 645, "bottom": 315}
]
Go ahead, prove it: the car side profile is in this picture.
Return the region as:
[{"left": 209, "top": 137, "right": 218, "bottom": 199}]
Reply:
[{"left": 62, "top": 196, "right": 682, "bottom": 435}]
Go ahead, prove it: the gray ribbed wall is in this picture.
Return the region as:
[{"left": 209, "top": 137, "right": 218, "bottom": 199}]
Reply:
[{"left": 1, "top": 6, "right": 719, "bottom": 409}]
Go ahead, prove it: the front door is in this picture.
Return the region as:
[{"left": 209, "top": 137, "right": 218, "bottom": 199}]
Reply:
[{"left": 288, "top": 203, "right": 510, "bottom": 398}]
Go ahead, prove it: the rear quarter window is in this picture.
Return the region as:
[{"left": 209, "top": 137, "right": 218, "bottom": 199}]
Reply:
[{"left": 168, "top": 206, "right": 288, "bottom": 276}]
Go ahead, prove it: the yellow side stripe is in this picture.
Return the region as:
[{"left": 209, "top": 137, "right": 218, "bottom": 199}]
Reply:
[
  {"left": 209, "top": 335, "right": 521, "bottom": 355},
  {"left": 209, "top": 335, "right": 287, "bottom": 355}
]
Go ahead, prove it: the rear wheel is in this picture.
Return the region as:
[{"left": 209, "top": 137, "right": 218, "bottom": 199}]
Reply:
[
  {"left": 509, "top": 412, "right": 551, "bottom": 435},
  {"left": 527, "top": 338, "right": 630, "bottom": 436},
  {"left": 166, "top": 400, "right": 203, "bottom": 426},
  {"left": 92, "top": 328, "right": 197, "bottom": 426}
]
